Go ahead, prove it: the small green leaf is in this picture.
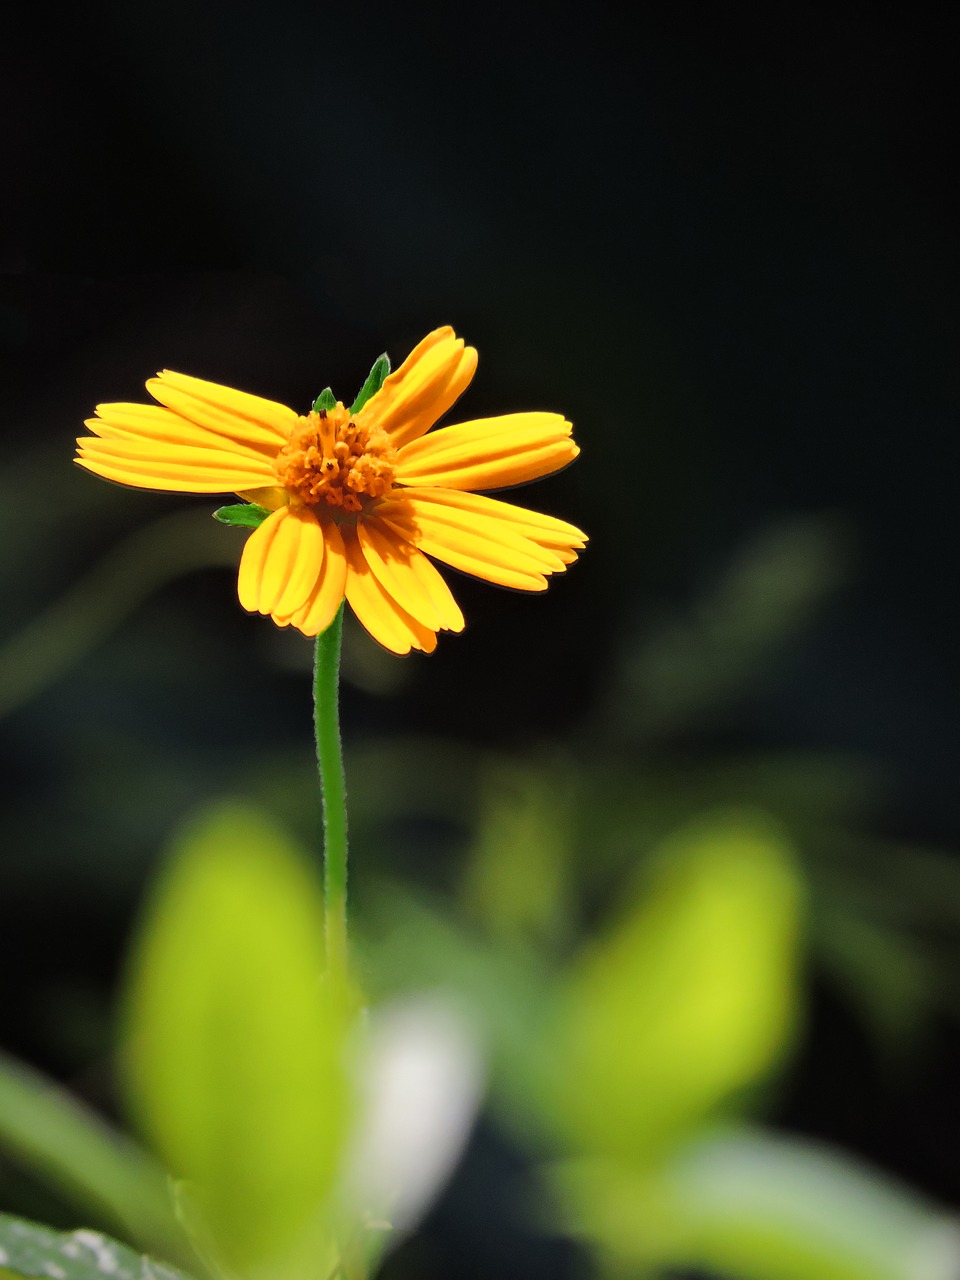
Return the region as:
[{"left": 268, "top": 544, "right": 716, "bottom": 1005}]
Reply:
[
  {"left": 211, "top": 503, "right": 270, "bottom": 529},
  {"left": 313, "top": 387, "right": 337, "bottom": 412},
  {"left": 350, "top": 354, "right": 390, "bottom": 415},
  {"left": 0, "top": 1213, "right": 195, "bottom": 1280}
]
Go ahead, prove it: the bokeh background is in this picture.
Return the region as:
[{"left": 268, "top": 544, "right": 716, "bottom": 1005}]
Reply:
[{"left": 2, "top": 4, "right": 959, "bottom": 1277}]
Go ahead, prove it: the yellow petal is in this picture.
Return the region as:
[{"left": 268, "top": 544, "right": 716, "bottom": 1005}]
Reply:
[
  {"left": 397, "top": 538, "right": 466, "bottom": 632},
  {"left": 147, "top": 370, "right": 298, "bottom": 450},
  {"left": 375, "top": 492, "right": 559, "bottom": 592},
  {"left": 395, "top": 413, "right": 578, "bottom": 490},
  {"left": 403, "top": 488, "right": 587, "bottom": 562},
  {"left": 77, "top": 436, "right": 272, "bottom": 471},
  {"left": 358, "top": 327, "right": 478, "bottom": 449},
  {"left": 384, "top": 490, "right": 567, "bottom": 569},
  {"left": 84, "top": 403, "right": 273, "bottom": 463},
  {"left": 76, "top": 436, "right": 277, "bottom": 493},
  {"left": 237, "top": 505, "right": 325, "bottom": 617},
  {"left": 236, "top": 486, "right": 289, "bottom": 510},
  {"left": 358, "top": 517, "right": 464, "bottom": 633},
  {"left": 278, "top": 521, "right": 349, "bottom": 637},
  {"left": 343, "top": 530, "right": 439, "bottom": 655}
]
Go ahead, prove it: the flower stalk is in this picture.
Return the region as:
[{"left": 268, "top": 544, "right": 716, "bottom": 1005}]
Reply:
[{"left": 313, "top": 601, "right": 349, "bottom": 985}]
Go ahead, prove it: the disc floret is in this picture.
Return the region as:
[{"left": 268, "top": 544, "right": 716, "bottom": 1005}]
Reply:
[{"left": 276, "top": 404, "right": 399, "bottom": 513}]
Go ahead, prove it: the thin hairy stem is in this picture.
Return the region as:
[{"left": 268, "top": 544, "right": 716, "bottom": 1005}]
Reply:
[{"left": 313, "top": 603, "right": 349, "bottom": 984}]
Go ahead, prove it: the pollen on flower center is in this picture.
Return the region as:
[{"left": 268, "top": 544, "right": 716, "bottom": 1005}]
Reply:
[{"left": 275, "top": 404, "right": 398, "bottom": 513}]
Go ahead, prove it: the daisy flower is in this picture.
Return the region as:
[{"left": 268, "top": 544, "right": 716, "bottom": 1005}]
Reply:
[{"left": 76, "top": 327, "right": 586, "bottom": 654}]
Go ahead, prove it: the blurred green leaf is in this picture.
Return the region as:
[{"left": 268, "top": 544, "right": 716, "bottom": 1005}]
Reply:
[
  {"left": 119, "top": 801, "right": 352, "bottom": 1279},
  {"left": 548, "top": 1128, "right": 960, "bottom": 1280},
  {"left": 350, "top": 355, "right": 391, "bottom": 415},
  {"left": 0, "top": 1215, "right": 194, "bottom": 1280},
  {"left": 814, "top": 906, "right": 934, "bottom": 1058},
  {"left": 548, "top": 811, "right": 803, "bottom": 1163},
  {"left": 606, "top": 516, "right": 852, "bottom": 741},
  {"left": 313, "top": 388, "right": 337, "bottom": 412},
  {"left": 0, "top": 510, "right": 234, "bottom": 721},
  {"left": 0, "top": 1052, "right": 186, "bottom": 1266},
  {"left": 461, "top": 757, "right": 579, "bottom": 947},
  {"left": 211, "top": 504, "right": 270, "bottom": 529},
  {"left": 804, "top": 834, "right": 960, "bottom": 1051}
]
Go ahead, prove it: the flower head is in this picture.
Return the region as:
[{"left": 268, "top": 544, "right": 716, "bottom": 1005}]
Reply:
[{"left": 76, "top": 327, "right": 586, "bottom": 653}]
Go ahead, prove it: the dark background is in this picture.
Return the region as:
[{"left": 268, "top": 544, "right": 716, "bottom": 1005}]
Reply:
[{"left": 2, "top": 4, "right": 959, "bottom": 1276}]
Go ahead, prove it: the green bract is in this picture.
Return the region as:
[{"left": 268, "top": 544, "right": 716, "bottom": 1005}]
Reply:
[
  {"left": 212, "top": 355, "right": 392, "bottom": 534},
  {"left": 350, "top": 354, "right": 390, "bottom": 415},
  {"left": 211, "top": 504, "right": 271, "bottom": 529},
  {"left": 312, "top": 387, "right": 337, "bottom": 413}
]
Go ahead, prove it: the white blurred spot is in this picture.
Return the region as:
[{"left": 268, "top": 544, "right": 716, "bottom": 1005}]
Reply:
[
  {"left": 345, "top": 995, "right": 484, "bottom": 1234},
  {"left": 909, "top": 1220, "right": 960, "bottom": 1280},
  {"left": 72, "top": 1230, "right": 119, "bottom": 1275}
]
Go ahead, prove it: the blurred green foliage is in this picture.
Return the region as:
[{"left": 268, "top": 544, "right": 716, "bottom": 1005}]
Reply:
[
  {"left": 0, "top": 1055, "right": 178, "bottom": 1261},
  {"left": 2, "top": 448, "right": 960, "bottom": 1279},
  {"left": 547, "top": 1129, "right": 957, "bottom": 1280},
  {"left": 3, "top": 7, "right": 958, "bottom": 1275}
]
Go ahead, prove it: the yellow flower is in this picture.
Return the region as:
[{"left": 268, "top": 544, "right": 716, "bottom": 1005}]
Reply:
[{"left": 76, "top": 327, "right": 586, "bottom": 654}]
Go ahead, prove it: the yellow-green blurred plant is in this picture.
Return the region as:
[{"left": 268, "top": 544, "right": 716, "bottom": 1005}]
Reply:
[
  {"left": 2, "top": 800, "right": 482, "bottom": 1280},
  {"left": 360, "top": 802, "right": 959, "bottom": 1280},
  {"left": 542, "top": 813, "right": 801, "bottom": 1164},
  {"left": 120, "top": 803, "right": 354, "bottom": 1280}
]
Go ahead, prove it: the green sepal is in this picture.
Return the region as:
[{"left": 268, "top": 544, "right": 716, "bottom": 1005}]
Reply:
[
  {"left": 313, "top": 387, "right": 337, "bottom": 412},
  {"left": 350, "top": 354, "right": 390, "bottom": 414},
  {"left": 212, "top": 503, "right": 271, "bottom": 529},
  {"left": 0, "top": 1212, "right": 195, "bottom": 1280}
]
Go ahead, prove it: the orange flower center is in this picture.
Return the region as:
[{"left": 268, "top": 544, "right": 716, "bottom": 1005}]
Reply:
[{"left": 275, "top": 405, "right": 398, "bottom": 514}]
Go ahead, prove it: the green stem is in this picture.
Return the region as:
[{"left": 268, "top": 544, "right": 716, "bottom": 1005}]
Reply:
[{"left": 313, "top": 602, "right": 349, "bottom": 983}]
